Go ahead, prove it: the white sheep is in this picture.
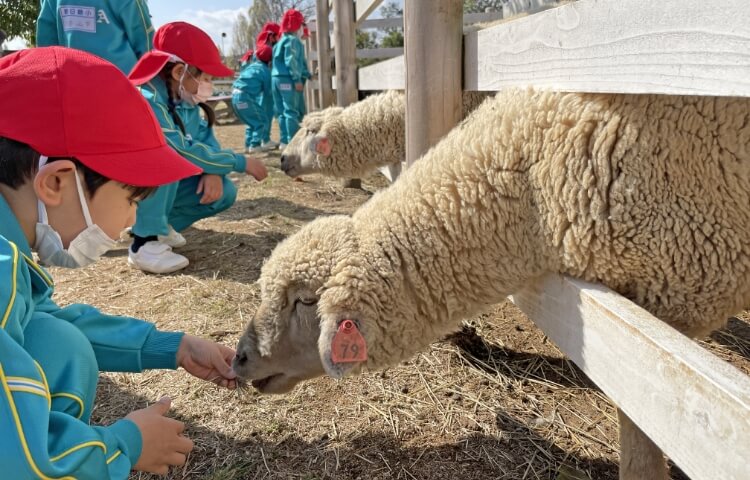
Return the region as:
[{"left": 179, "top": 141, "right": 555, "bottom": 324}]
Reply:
[
  {"left": 280, "top": 90, "right": 491, "bottom": 180},
  {"left": 234, "top": 89, "right": 750, "bottom": 479}
]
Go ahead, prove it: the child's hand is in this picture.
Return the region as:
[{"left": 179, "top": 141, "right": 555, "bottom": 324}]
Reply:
[
  {"left": 127, "top": 397, "right": 193, "bottom": 475},
  {"left": 177, "top": 335, "right": 238, "bottom": 389},
  {"left": 244, "top": 155, "right": 268, "bottom": 181},
  {"left": 196, "top": 174, "right": 224, "bottom": 204}
]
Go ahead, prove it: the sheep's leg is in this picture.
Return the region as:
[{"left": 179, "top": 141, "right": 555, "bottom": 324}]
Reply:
[{"left": 618, "top": 408, "right": 669, "bottom": 480}]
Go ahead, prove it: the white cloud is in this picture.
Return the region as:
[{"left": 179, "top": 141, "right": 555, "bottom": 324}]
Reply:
[
  {"left": 153, "top": 8, "right": 246, "bottom": 54},
  {"left": 3, "top": 37, "right": 29, "bottom": 51}
]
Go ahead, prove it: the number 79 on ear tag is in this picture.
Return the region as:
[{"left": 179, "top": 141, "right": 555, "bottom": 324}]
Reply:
[{"left": 331, "top": 320, "right": 368, "bottom": 363}]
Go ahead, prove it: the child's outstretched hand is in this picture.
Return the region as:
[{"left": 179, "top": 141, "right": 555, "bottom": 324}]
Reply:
[
  {"left": 177, "top": 335, "right": 238, "bottom": 389},
  {"left": 127, "top": 397, "right": 193, "bottom": 475},
  {"left": 244, "top": 155, "right": 268, "bottom": 181}
]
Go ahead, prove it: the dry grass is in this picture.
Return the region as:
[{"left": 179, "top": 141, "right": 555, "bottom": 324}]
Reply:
[{"left": 49, "top": 123, "right": 750, "bottom": 480}]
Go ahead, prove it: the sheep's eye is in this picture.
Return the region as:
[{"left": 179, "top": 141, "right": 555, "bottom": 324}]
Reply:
[{"left": 296, "top": 297, "right": 317, "bottom": 307}]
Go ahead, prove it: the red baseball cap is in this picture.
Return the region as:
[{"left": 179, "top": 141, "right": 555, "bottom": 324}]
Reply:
[
  {"left": 240, "top": 49, "right": 253, "bottom": 64},
  {"left": 262, "top": 22, "right": 281, "bottom": 37},
  {"left": 129, "top": 22, "right": 234, "bottom": 85},
  {"left": 281, "top": 9, "right": 305, "bottom": 33},
  {"left": 255, "top": 44, "right": 273, "bottom": 63},
  {"left": 0, "top": 47, "right": 200, "bottom": 187}
]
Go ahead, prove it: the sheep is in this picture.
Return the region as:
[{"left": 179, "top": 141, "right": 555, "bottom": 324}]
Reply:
[
  {"left": 280, "top": 90, "right": 491, "bottom": 179},
  {"left": 234, "top": 89, "right": 750, "bottom": 479}
]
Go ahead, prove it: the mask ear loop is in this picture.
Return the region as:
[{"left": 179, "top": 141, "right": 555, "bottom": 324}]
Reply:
[
  {"left": 37, "top": 155, "right": 50, "bottom": 224},
  {"left": 72, "top": 168, "right": 94, "bottom": 227}
]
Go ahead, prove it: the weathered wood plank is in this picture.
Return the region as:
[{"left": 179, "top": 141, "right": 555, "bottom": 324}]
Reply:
[
  {"left": 465, "top": 0, "right": 750, "bottom": 96},
  {"left": 356, "top": 0, "right": 384, "bottom": 24},
  {"left": 510, "top": 275, "right": 750, "bottom": 480}
]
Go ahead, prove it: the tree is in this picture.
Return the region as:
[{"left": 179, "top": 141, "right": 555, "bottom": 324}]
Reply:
[
  {"left": 463, "top": 0, "right": 506, "bottom": 13},
  {"left": 230, "top": 0, "right": 315, "bottom": 58},
  {"left": 378, "top": 1, "right": 403, "bottom": 49},
  {"left": 0, "top": 0, "right": 40, "bottom": 45},
  {"left": 355, "top": 30, "right": 378, "bottom": 67}
]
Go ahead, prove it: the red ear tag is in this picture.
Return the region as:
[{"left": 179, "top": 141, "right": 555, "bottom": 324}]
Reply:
[{"left": 331, "top": 320, "right": 368, "bottom": 363}]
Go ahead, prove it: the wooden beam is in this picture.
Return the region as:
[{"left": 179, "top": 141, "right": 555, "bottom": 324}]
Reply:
[
  {"left": 465, "top": 0, "right": 750, "bottom": 96},
  {"left": 315, "top": 0, "right": 335, "bottom": 108},
  {"left": 333, "top": 0, "right": 361, "bottom": 189},
  {"left": 404, "top": 0, "right": 463, "bottom": 165},
  {"left": 510, "top": 275, "right": 750, "bottom": 480},
  {"left": 355, "top": 0, "right": 384, "bottom": 24},
  {"left": 355, "top": 12, "right": 504, "bottom": 31},
  {"left": 355, "top": 47, "right": 403, "bottom": 59}
]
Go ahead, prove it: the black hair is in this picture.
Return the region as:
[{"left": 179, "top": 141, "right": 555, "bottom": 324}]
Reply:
[
  {"left": 159, "top": 63, "right": 216, "bottom": 133},
  {"left": 0, "top": 137, "right": 155, "bottom": 201}
]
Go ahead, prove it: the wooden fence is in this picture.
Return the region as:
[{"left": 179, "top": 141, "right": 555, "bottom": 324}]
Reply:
[{"left": 306, "top": 0, "right": 750, "bottom": 479}]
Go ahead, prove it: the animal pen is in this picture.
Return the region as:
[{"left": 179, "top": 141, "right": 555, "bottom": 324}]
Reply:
[{"left": 301, "top": 0, "right": 750, "bottom": 479}]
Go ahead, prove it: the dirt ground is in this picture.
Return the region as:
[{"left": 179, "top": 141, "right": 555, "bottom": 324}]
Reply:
[{"left": 50, "top": 121, "right": 750, "bottom": 480}]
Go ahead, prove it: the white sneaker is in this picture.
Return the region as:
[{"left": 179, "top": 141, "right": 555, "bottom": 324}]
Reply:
[
  {"left": 247, "top": 146, "right": 264, "bottom": 154},
  {"left": 158, "top": 226, "right": 186, "bottom": 248},
  {"left": 128, "top": 241, "right": 189, "bottom": 274},
  {"left": 261, "top": 140, "right": 279, "bottom": 151},
  {"left": 279, "top": 143, "right": 287, "bottom": 150}
]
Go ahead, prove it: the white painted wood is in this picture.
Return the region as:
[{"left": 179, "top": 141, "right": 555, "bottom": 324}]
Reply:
[
  {"left": 358, "top": 55, "right": 403, "bottom": 90},
  {"left": 356, "top": 11, "right": 504, "bottom": 30},
  {"left": 404, "top": 0, "right": 463, "bottom": 165},
  {"left": 502, "top": 0, "right": 559, "bottom": 17},
  {"left": 356, "top": 0, "right": 384, "bottom": 24},
  {"left": 333, "top": 0, "right": 358, "bottom": 106},
  {"left": 465, "top": 0, "right": 750, "bottom": 96},
  {"left": 356, "top": 47, "right": 403, "bottom": 59},
  {"left": 510, "top": 275, "right": 750, "bottom": 480}
]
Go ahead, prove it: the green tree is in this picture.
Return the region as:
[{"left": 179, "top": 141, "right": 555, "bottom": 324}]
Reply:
[
  {"left": 0, "top": 0, "right": 40, "bottom": 45},
  {"left": 378, "top": 1, "right": 403, "bottom": 49},
  {"left": 355, "top": 30, "right": 378, "bottom": 67}
]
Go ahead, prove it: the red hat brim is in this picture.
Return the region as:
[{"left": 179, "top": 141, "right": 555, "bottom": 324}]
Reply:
[
  {"left": 129, "top": 51, "right": 235, "bottom": 86},
  {"left": 78, "top": 143, "right": 201, "bottom": 187}
]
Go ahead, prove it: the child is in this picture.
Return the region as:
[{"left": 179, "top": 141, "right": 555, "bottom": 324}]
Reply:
[
  {"left": 0, "top": 46, "right": 238, "bottom": 478},
  {"left": 36, "top": 0, "right": 154, "bottom": 74},
  {"left": 127, "top": 22, "right": 267, "bottom": 274},
  {"left": 272, "top": 9, "right": 307, "bottom": 148},
  {"left": 258, "top": 23, "right": 282, "bottom": 149},
  {"left": 232, "top": 35, "right": 273, "bottom": 153}
]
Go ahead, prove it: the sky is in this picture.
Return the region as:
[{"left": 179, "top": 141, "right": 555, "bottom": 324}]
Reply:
[{"left": 3, "top": 0, "right": 403, "bottom": 51}]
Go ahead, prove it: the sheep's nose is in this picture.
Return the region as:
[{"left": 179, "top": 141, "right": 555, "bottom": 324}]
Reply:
[
  {"left": 234, "top": 351, "right": 248, "bottom": 366},
  {"left": 280, "top": 155, "right": 289, "bottom": 171}
]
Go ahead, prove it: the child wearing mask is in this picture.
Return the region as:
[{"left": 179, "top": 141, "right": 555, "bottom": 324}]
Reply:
[
  {"left": 0, "top": 46, "right": 238, "bottom": 479},
  {"left": 127, "top": 22, "right": 267, "bottom": 274}
]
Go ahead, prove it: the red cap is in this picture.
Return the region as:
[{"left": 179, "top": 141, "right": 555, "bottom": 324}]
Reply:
[
  {"left": 240, "top": 49, "right": 253, "bottom": 64},
  {"left": 255, "top": 44, "right": 272, "bottom": 63},
  {"left": 281, "top": 9, "right": 305, "bottom": 33},
  {"left": 302, "top": 26, "right": 310, "bottom": 39},
  {"left": 0, "top": 47, "right": 200, "bottom": 187},
  {"left": 262, "top": 22, "right": 281, "bottom": 37},
  {"left": 129, "top": 22, "right": 234, "bottom": 85}
]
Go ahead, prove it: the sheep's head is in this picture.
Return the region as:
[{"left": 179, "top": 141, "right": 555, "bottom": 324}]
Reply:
[
  {"left": 234, "top": 215, "right": 371, "bottom": 394},
  {"left": 280, "top": 107, "right": 343, "bottom": 177}
]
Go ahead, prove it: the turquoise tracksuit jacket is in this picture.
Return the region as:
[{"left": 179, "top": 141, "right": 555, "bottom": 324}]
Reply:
[
  {"left": 0, "top": 195, "right": 185, "bottom": 478},
  {"left": 36, "top": 0, "right": 154, "bottom": 74},
  {"left": 232, "top": 59, "right": 273, "bottom": 147},
  {"left": 271, "top": 33, "right": 305, "bottom": 83},
  {"left": 133, "top": 78, "right": 244, "bottom": 237}
]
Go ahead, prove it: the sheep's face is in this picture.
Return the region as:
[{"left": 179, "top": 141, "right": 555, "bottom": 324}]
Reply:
[
  {"left": 234, "top": 215, "right": 365, "bottom": 393},
  {"left": 280, "top": 108, "right": 342, "bottom": 177}
]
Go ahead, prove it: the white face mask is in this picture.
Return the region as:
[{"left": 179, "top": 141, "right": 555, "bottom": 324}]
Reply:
[
  {"left": 33, "top": 157, "right": 117, "bottom": 268},
  {"left": 179, "top": 66, "right": 213, "bottom": 105}
]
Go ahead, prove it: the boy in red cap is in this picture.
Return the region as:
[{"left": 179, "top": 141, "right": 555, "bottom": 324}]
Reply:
[
  {"left": 272, "top": 9, "right": 308, "bottom": 148},
  {"left": 0, "top": 47, "right": 238, "bottom": 478},
  {"left": 127, "top": 22, "right": 267, "bottom": 274},
  {"left": 232, "top": 33, "right": 274, "bottom": 153}
]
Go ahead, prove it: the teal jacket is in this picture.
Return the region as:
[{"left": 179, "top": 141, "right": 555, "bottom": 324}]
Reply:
[
  {"left": 36, "top": 0, "right": 154, "bottom": 74},
  {"left": 139, "top": 78, "right": 246, "bottom": 175},
  {"left": 233, "top": 59, "right": 273, "bottom": 113},
  {"left": 271, "top": 33, "right": 307, "bottom": 83},
  {"left": 0, "top": 195, "right": 185, "bottom": 478},
  {"left": 175, "top": 103, "right": 222, "bottom": 151}
]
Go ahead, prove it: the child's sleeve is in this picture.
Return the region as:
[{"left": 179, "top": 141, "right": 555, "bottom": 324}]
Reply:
[
  {"left": 35, "top": 0, "right": 59, "bottom": 47},
  {"left": 0, "top": 331, "right": 143, "bottom": 479},
  {"left": 120, "top": 0, "right": 155, "bottom": 61},
  {"left": 284, "top": 39, "right": 304, "bottom": 84},
  {"left": 148, "top": 97, "right": 246, "bottom": 175}
]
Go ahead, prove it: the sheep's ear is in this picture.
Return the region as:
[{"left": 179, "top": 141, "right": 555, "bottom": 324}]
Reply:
[
  {"left": 310, "top": 136, "right": 332, "bottom": 156},
  {"left": 318, "top": 311, "right": 367, "bottom": 379}
]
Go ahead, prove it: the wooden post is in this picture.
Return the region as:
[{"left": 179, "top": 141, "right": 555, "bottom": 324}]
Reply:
[
  {"left": 303, "top": 37, "right": 314, "bottom": 113},
  {"left": 333, "top": 0, "right": 361, "bottom": 188},
  {"left": 315, "top": 0, "right": 335, "bottom": 109},
  {"left": 404, "top": 0, "right": 463, "bottom": 166}
]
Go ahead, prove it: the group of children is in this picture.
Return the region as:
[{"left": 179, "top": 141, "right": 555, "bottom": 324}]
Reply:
[
  {"left": 0, "top": 1, "right": 314, "bottom": 478},
  {"left": 232, "top": 10, "right": 311, "bottom": 153}
]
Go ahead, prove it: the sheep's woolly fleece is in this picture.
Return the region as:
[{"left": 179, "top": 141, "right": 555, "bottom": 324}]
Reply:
[
  {"left": 281, "top": 90, "right": 491, "bottom": 178},
  {"left": 247, "top": 88, "right": 750, "bottom": 376}
]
